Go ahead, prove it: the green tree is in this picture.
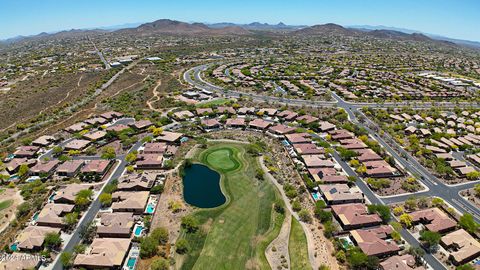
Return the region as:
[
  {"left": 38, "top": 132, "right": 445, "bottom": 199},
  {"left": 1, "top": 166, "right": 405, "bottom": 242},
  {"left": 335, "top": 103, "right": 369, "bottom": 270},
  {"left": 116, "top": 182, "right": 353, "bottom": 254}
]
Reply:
[
  {"left": 60, "top": 252, "right": 73, "bottom": 267},
  {"left": 399, "top": 213, "right": 413, "bottom": 228},
  {"left": 99, "top": 193, "right": 112, "bottom": 206},
  {"left": 474, "top": 184, "right": 480, "bottom": 197},
  {"left": 431, "top": 197, "right": 444, "bottom": 207},
  {"left": 64, "top": 212, "right": 79, "bottom": 228},
  {"left": 367, "top": 204, "right": 391, "bottom": 223},
  {"left": 140, "top": 236, "right": 158, "bottom": 258},
  {"left": 16, "top": 202, "right": 31, "bottom": 218},
  {"left": 18, "top": 164, "right": 29, "bottom": 177},
  {"left": 151, "top": 227, "right": 169, "bottom": 245},
  {"left": 459, "top": 213, "right": 479, "bottom": 234},
  {"left": 44, "top": 232, "right": 62, "bottom": 249},
  {"left": 101, "top": 147, "right": 116, "bottom": 159},
  {"left": 150, "top": 184, "right": 164, "bottom": 194},
  {"left": 299, "top": 209, "right": 312, "bottom": 222},
  {"left": 181, "top": 216, "right": 199, "bottom": 233},
  {"left": 176, "top": 238, "right": 189, "bottom": 254},
  {"left": 466, "top": 171, "right": 480, "bottom": 180},
  {"left": 407, "top": 246, "right": 425, "bottom": 265},
  {"left": 52, "top": 146, "right": 63, "bottom": 155},
  {"left": 419, "top": 230, "right": 441, "bottom": 251},
  {"left": 125, "top": 152, "right": 137, "bottom": 163},
  {"left": 151, "top": 258, "right": 169, "bottom": 270},
  {"left": 347, "top": 247, "right": 378, "bottom": 269},
  {"left": 73, "top": 244, "right": 86, "bottom": 254},
  {"left": 456, "top": 264, "right": 475, "bottom": 270},
  {"left": 335, "top": 250, "right": 346, "bottom": 263}
]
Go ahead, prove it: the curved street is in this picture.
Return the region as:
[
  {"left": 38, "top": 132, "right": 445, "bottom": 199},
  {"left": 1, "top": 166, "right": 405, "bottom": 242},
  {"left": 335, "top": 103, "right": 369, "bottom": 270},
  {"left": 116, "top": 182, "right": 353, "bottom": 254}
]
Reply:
[{"left": 183, "top": 62, "right": 480, "bottom": 270}]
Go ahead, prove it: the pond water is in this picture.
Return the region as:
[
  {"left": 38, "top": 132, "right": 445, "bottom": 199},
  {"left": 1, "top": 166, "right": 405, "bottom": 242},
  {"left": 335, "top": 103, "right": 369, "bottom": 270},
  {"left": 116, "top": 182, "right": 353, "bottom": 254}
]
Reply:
[{"left": 183, "top": 164, "right": 226, "bottom": 208}]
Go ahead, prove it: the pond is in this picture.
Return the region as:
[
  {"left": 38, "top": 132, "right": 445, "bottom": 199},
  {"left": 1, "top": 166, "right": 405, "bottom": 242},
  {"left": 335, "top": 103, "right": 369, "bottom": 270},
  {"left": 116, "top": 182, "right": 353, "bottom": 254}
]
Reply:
[{"left": 183, "top": 164, "right": 226, "bottom": 208}]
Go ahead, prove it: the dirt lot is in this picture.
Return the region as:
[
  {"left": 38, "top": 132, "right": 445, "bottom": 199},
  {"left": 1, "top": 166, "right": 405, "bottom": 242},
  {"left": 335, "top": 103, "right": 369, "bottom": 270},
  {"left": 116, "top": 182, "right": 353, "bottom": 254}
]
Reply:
[
  {"left": 0, "top": 188, "right": 23, "bottom": 233},
  {"left": 0, "top": 71, "right": 102, "bottom": 130},
  {"left": 368, "top": 177, "right": 424, "bottom": 196},
  {"left": 460, "top": 188, "right": 480, "bottom": 208}
]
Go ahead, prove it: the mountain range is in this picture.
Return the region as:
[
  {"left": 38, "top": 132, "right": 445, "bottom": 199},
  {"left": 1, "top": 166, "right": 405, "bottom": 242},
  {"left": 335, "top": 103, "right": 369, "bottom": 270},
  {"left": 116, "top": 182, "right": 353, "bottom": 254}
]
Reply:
[{"left": 2, "top": 19, "right": 479, "bottom": 48}]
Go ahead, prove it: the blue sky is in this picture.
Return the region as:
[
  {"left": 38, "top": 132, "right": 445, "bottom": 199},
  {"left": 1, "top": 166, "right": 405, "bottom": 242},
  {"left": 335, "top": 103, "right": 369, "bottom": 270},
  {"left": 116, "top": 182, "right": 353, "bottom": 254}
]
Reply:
[{"left": 1, "top": 0, "right": 479, "bottom": 41}]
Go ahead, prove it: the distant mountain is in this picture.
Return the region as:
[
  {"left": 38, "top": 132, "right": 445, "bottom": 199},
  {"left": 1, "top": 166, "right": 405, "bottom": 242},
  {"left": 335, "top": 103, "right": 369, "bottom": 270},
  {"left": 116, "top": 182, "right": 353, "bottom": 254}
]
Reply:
[
  {"left": 96, "top": 22, "right": 143, "bottom": 31},
  {"left": 349, "top": 25, "right": 480, "bottom": 48},
  {"left": 118, "top": 19, "right": 251, "bottom": 36},
  {"left": 292, "top": 23, "right": 458, "bottom": 46},
  {"left": 2, "top": 19, "right": 478, "bottom": 49},
  {"left": 292, "top": 23, "right": 356, "bottom": 36},
  {"left": 207, "top": 22, "right": 306, "bottom": 31},
  {"left": 367, "top": 29, "right": 432, "bottom": 42},
  {"left": 2, "top": 29, "right": 107, "bottom": 43}
]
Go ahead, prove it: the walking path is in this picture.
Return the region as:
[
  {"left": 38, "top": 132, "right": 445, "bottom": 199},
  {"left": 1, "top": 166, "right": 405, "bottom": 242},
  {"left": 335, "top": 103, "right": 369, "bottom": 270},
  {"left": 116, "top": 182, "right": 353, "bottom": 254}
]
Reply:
[
  {"left": 265, "top": 212, "right": 292, "bottom": 270},
  {"left": 146, "top": 79, "right": 162, "bottom": 112},
  {"left": 259, "top": 156, "right": 318, "bottom": 270}
]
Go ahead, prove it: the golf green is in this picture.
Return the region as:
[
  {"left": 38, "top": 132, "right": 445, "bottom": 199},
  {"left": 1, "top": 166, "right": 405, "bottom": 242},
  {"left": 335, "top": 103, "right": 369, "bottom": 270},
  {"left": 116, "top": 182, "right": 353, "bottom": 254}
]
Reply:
[{"left": 178, "top": 143, "right": 285, "bottom": 270}]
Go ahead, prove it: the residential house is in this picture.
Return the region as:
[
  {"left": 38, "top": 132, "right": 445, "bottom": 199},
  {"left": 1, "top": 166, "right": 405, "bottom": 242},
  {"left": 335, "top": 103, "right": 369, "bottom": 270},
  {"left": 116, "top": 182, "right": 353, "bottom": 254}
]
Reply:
[
  {"left": 16, "top": 226, "right": 61, "bottom": 251},
  {"left": 74, "top": 238, "right": 131, "bottom": 269},
  {"left": 410, "top": 208, "right": 457, "bottom": 233},
  {"left": 350, "top": 225, "right": 400, "bottom": 258},
  {"left": 29, "top": 160, "right": 60, "bottom": 177},
  {"left": 64, "top": 139, "right": 91, "bottom": 151},
  {"left": 53, "top": 184, "right": 89, "bottom": 204},
  {"left": 319, "top": 184, "right": 364, "bottom": 205},
  {"left": 441, "top": 229, "right": 480, "bottom": 265},
  {"left": 13, "top": 146, "right": 39, "bottom": 158},
  {"left": 111, "top": 191, "right": 149, "bottom": 214},
  {"left": 36, "top": 203, "right": 75, "bottom": 228},
  {"left": 32, "top": 135, "right": 57, "bottom": 147},
  {"left": 56, "top": 160, "right": 85, "bottom": 177},
  {"left": 96, "top": 213, "right": 135, "bottom": 238},
  {"left": 331, "top": 203, "right": 382, "bottom": 230}
]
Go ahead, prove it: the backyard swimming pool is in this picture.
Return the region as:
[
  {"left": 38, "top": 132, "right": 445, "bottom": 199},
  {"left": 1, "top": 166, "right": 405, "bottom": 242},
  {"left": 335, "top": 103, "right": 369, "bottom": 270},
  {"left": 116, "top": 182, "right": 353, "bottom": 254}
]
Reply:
[
  {"left": 145, "top": 203, "right": 155, "bottom": 214},
  {"left": 126, "top": 257, "right": 137, "bottom": 270},
  {"left": 134, "top": 225, "right": 143, "bottom": 237}
]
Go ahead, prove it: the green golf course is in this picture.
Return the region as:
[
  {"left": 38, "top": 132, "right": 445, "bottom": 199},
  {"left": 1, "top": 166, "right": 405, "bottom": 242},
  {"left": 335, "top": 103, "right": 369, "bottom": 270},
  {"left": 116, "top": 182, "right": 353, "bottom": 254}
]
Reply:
[{"left": 178, "top": 143, "right": 288, "bottom": 270}]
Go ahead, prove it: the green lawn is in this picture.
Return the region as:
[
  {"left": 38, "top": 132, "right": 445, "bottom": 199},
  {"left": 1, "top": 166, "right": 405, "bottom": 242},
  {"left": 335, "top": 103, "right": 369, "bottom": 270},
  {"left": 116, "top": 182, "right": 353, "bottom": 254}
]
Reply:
[
  {"left": 195, "top": 98, "right": 232, "bottom": 108},
  {"left": 178, "top": 143, "right": 284, "bottom": 270},
  {"left": 204, "top": 147, "right": 240, "bottom": 173},
  {"left": 289, "top": 218, "right": 311, "bottom": 270},
  {"left": 0, "top": 200, "right": 13, "bottom": 212}
]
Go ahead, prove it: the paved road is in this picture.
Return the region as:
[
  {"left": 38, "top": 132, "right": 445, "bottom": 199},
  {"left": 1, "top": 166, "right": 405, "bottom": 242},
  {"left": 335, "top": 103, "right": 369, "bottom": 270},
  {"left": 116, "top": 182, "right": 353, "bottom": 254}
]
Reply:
[
  {"left": 2, "top": 60, "right": 139, "bottom": 145},
  {"left": 47, "top": 117, "right": 177, "bottom": 270},
  {"left": 185, "top": 63, "right": 480, "bottom": 222},
  {"left": 311, "top": 134, "right": 445, "bottom": 270},
  {"left": 49, "top": 139, "right": 143, "bottom": 270},
  {"left": 338, "top": 97, "right": 480, "bottom": 223},
  {"left": 88, "top": 36, "right": 110, "bottom": 70},
  {"left": 184, "top": 64, "right": 480, "bottom": 110},
  {"left": 185, "top": 63, "right": 480, "bottom": 269}
]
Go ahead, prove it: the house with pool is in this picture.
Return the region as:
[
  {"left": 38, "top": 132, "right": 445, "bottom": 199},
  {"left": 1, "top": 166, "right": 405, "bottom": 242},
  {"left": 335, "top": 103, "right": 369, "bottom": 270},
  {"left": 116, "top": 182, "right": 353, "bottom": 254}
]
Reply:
[
  {"left": 74, "top": 238, "right": 131, "bottom": 269},
  {"left": 96, "top": 212, "right": 135, "bottom": 238},
  {"left": 111, "top": 191, "right": 150, "bottom": 214}
]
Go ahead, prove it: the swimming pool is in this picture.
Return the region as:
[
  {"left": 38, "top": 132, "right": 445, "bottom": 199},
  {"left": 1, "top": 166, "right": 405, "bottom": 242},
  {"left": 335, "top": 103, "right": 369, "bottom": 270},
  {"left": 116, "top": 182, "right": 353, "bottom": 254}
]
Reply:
[
  {"left": 32, "top": 212, "right": 39, "bottom": 221},
  {"left": 48, "top": 192, "right": 56, "bottom": 202},
  {"left": 339, "top": 237, "right": 353, "bottom": 250},
  {"left": 126, "top": 257, "right": 137, "bottom": 270},
  {"left": 312, "top": 193, "right": 320, "bottom": 200},
  {"left": 145, "top": 203, "right": 155, "bottom": 214},
  {"left": 8, "top": 175, "right": 19, "bottom": 182},
  {"left": 134, "top": 225, "right": 143, "bottom": 237},
  {"left": 10, "top": 243, "right": 17, "bottom": 251}
]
